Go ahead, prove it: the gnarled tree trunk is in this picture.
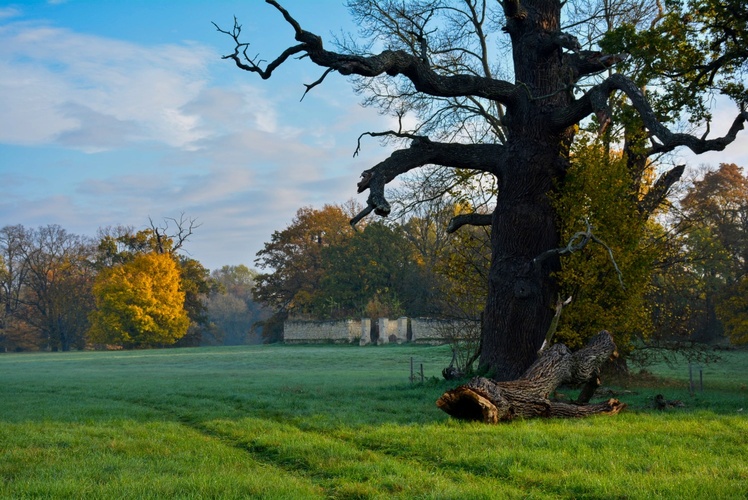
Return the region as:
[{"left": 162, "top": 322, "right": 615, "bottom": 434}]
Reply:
[{"left": 437, "top": 331, "right": 626, "bottom": 422}]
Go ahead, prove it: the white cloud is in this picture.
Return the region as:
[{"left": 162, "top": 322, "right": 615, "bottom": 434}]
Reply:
[
  {"left": 0, "top": 7, "right": 21, "bottom": 20},
  {"left": 0, "top": 22, "right": 214, "bottom": 151}
]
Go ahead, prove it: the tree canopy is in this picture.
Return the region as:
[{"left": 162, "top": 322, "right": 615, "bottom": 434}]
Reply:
[{"left": 89, "top": 252, "right": 190, "bottom": 348}]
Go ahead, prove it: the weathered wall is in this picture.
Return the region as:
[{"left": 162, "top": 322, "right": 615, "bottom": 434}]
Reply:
[
  {"left": 412, "top": 318, "right": 479, "bottom": 344},
  {"left": 283, "top": 319, "right": 360, "bottom": 344},
  {"left": 284, "top": 317, "right": 474, "bottom": 345}
]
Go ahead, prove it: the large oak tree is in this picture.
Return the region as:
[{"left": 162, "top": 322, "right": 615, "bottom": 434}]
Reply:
[{"left": 217, "top": 0, "right": 747, "bottom": 381}]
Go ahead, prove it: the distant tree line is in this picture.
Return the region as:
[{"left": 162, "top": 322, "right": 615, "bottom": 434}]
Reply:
[
  {"left": 0, "top": 217, "right": 268, "bottom": 352},
  {"left": 2, "top": 160, "right": 746, "bottom": 355}
]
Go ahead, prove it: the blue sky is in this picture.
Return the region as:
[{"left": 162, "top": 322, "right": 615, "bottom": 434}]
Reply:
[
  {"left": 1, "top": 0, "right": 747, "bottom": 271},
  {"left": 0, "top": 0, "right": 394, "bottom": 270}
]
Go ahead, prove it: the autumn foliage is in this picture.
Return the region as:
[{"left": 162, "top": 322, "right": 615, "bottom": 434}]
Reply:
[{"left": 89, "top": 252, "right": 189, "bottom": 348}]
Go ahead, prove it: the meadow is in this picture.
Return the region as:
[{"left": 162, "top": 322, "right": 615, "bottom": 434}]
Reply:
[{"left": 1, "top": 343, "right": 746, "bottom": 499}]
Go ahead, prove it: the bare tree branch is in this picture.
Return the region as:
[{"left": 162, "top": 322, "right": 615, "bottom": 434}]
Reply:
[
  {"left": 215, "top": 1, "right": 518, "bottom": 104},
  {"left": 301, "top": 68, "right": 336, "bottom": 101},
  {"left": 212, "top": 17, "right": 306, "bottom": 80},
  {"left": 351, "top": 138, "right": 504, "bottom": 227},
  {"left": 552, "top": 74, "right": 748, "bottom": 153},
  {"left": 353, "top": 113, "right": 424, "bottom": 157},
  {"left": 533, "top": 218, "right": 625, "bottom": 289},
  {"left": 148, "top": 213, "right": 201, "bottom": 254}
]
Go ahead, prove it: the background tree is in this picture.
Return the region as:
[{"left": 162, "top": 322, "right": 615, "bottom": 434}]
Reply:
[
  {"left": 89, "top": 252, "right": 189, "bottom": 348},
  {"left": 0, "top": 225, "right": 94, "bottom": 351},
  {"left": 0, "top": 226, "right": 31, "bottom": 350},
  {"left": 219, "top": 0, "right": 747, "bottom": 381},
  {"left": 94, "top": 216, "right": 211, "bottom": 345},
  {"left": 394, "top": 187, "right": 492, "bottom": 320},
  {"left": 253, "top": 203, "right": 357, "bottom": 340},
  {"left": 0, "top": 226, "right": 28, "bottom": 320},
  {"left": 205, "top": 264, "right": 268, "bottom": 345},
  {"left": 662, "top": 163, "right": 748, "bottom": 343},
  {"left": 316, "top": 220, "right": 434, "bottom": 318},
  {"left": 174, "top": 255, "right": 214, "bottom": 347}
]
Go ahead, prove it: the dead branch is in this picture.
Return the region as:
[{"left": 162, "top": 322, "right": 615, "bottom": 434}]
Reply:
[
  {"left": 533, "top": 218, "right": 625, "bottom": 289},
  {"left": 350, "top": 139, "right": 504, "bottom": 227},
  {"left": 552, "top": 74, "right": 747, "bottom": 154},
  {"left": 215, "top": 1, "right": 518, "bottom": 104},
  {"left": 148, "top": 213, "right": 200, "bottom": 254}
]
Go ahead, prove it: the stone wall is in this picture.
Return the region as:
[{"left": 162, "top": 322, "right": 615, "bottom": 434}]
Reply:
[
  {"left": 284, "top": 317, "right": 477, "bottom": 345},
  {"left": 283, "top": 319, "right": 360, "bottom": 344}
]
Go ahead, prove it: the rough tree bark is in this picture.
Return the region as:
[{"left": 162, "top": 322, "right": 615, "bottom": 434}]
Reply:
[
  {"left": 437, "top": 331, "right": 626, "bottom": 422},
  {"left": 217, "top": 0, "right": 747, "bottom": 383}
]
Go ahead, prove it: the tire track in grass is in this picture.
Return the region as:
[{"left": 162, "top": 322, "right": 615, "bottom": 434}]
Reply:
[
  {"left": 6, "top": 384, "right": 530, "bottom": 497},
  {"left": 42, "top": 392, "right": 327, "bottom": 499},
  {"left": 196, "top": 416, "right": 530, "bottom": 499},
  {"left": 117, "top": 393, "right": 529, "bottom": 498}
]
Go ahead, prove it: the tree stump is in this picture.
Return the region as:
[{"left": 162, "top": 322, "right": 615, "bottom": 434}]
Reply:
[{"left": 436, "top": 331, "right": 627, "bottom": 422}]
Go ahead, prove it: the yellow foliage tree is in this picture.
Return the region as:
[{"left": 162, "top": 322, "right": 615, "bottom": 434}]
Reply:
[{"left": 89, "top": 252, "right": 189, "bottom": 348}]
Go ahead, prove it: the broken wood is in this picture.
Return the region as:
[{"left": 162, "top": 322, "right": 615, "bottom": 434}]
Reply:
[{"left": 436, "top": 331, "right": 627, "bottom": 422}]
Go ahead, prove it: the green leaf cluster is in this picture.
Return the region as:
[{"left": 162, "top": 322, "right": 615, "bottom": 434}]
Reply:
[
  {"left": 602, "top": 0, "right": 748, "bottom": 123},
  {"left": 553, "top": 137, "right": 661, "bottom": 351}
]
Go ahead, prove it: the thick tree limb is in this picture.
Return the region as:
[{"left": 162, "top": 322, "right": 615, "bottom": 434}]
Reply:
[
  {"left": 502, "top": 0, "right": 528, "bottom": 20},
  {"left": 569, "top": 51, "right": 629, "bottom": 80},
  {"left": 552, "top": 74, "right": 747, "bottom": 154},
  {"left": 216, "top": 1, "right": 518, "bottom": 104},
  {"left": 550, "top": 31, "right": 582, "bottom": 53},
  {"left": 446, "top": 213, "right": 492, "bottom": 233},
  {"left": 437, "top": 331, "right": 626, "bottom": 422},
  {"left": 351, "top": 139, "right": 504, "bottom": 227},
  {"left": 638, "top": 164, "right": 685, "bottom": 215}
]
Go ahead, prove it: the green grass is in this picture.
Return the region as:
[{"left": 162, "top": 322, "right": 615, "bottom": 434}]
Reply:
[{"left": 1, "top": 344, "right": 746, "bottom": 499}]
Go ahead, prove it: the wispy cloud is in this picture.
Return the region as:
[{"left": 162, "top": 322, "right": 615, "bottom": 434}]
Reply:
[
  {"left": 0, "top": 7, "right": 21, "bottom": 20},
  {"left": 0, "top": 22, "right": 214, "bottom": 152}
]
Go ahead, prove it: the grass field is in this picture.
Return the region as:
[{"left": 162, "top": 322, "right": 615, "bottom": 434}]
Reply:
[{"left": 1, "top": 344, "right": 746, "bottom": 499}]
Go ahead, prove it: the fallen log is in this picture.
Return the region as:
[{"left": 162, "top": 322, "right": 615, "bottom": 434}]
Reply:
[{"left": 436, "top": 331, "right": 627, "bottom": 422}]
